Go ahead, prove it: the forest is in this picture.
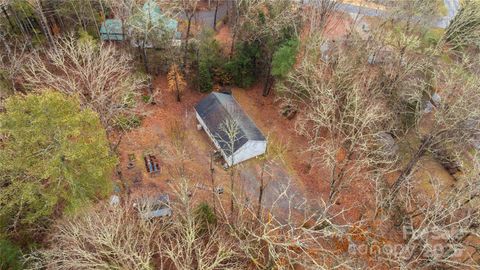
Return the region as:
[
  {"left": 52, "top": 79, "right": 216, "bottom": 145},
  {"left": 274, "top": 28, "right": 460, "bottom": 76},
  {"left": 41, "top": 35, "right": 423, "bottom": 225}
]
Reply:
[{"left": 0, "top": 0, "right": 479, "bottom": 269}]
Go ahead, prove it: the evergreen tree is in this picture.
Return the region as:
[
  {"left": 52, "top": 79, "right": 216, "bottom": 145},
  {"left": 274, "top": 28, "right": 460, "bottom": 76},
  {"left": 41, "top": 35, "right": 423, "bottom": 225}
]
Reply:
[
  {"left": 197, "top": 29, "right": 223, "bottom": 92},
  {"left": 225, "top": 42, "right": 260, "bottom": 88},
  {"left": 271, "top": 39, "right": 299, "bottom": 78},
  {"left": 0, "top": 91, "right": 116, "bottom": 240}
]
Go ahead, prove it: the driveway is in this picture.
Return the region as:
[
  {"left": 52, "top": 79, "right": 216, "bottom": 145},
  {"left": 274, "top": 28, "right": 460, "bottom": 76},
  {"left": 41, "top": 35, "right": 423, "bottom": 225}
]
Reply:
[{"left": 240, "top": 163, "right": 307, "bottom": 220}]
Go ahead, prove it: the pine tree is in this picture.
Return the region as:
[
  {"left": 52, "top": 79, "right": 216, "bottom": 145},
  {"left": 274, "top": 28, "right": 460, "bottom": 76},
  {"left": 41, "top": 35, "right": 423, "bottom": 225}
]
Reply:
[{"left": 0, "top": 91, "right": 116, "bottom": 239}]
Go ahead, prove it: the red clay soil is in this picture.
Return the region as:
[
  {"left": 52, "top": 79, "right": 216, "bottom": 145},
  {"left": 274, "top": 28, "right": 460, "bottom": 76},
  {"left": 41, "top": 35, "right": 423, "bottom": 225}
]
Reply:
[
  {"left": 114, "top": 71, "right": 368, "bottom": 224},
  {"left": 214, "top": 24, "right": 233, "bottom": 55},
  {"left": 114, "top": 14, "right": 369, "bottom": 223},
  {"left": 323, "top": 12, "right": 353, "bottom": 40}
]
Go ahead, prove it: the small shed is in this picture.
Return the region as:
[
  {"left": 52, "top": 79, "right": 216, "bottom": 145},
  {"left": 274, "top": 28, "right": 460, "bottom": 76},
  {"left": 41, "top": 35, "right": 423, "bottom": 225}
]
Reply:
[
  {"left": 195, "top": 92, "right": 267, "bottom": 167},
  {"left": 100, "top": 19, "right": 125, "bottom": 41}
]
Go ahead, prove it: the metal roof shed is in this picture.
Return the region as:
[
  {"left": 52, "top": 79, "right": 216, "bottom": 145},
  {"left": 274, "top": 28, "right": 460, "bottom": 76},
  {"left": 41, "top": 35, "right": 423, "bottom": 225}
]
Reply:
[
  {"left": 129, "top": 0, "right": 180, "bottom": 47},
  {"left": 195, "top": 92, "right": 267, "bottom": 167},
  {"left": 100, "top": 19, "right": 124, "bottom": 41}
]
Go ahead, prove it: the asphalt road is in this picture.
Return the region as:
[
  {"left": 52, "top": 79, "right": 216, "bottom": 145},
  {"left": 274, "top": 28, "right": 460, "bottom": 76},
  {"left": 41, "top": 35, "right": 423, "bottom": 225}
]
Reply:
[
  {"left": 336, "top": 0, "right": 460, "bottom": 29},
  {"left": 185, "top": 0, "right": 460, "bottom": 31},
  {"left": 195, "top": 2, "right": 229, "bottom": 29},
  {"left": 178, "top": 2, "right": 229, "bottom": 29}
]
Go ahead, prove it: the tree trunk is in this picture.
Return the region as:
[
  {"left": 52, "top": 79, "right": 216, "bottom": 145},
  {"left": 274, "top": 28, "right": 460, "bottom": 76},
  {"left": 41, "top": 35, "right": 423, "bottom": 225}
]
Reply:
[
  {"left": 328, "top": 150, "right": 353, "bottom": 204},
  {"left": 213, "top": 0, "right": 219, "bottom": 31},
  {"left": 183, "top": 15, "right": 193, "bottom": 71},
  {"left": 2, "top": 6, "right": 15, "bottom": 30},
  {"left": 36, "top": 1, "right": 55, "bottom": 48},
  {"left": 230, "top": 169, "right": 234, "bottom": 215},
  {"left": 230, "top": 149, "right": 235, "bottom": 215},
  {"left": 142, "top": 45, "right": 150, "bottom": 74},
  {"left": 257, "top": 159, "right": 266, "bottom": 218},
  {"left": 262, "top": 73, "right": 273, "bottom": 96},
  {"left": 262, "top": 55, "right": 273, "bottom": 96},
  {"left": 210, "top": 153, "right": 215, "bottom": 212},
  {"left": 0, "top": 33, "right": 11, "bottom": 56},
  {"left": 389, "top": 135, "right": 433, "bottom": 198},
  {"left": 229, "top": 3, "right": 238, "bottom": 58},
  {"left": 229, "top": 30, "right": 236, "bottom": 59},
  {"left": 142, "top": 45, "right": 156, "bottom": 104},
  {"left": 174, "top": 71, "right": 180, "bottom": 102}
]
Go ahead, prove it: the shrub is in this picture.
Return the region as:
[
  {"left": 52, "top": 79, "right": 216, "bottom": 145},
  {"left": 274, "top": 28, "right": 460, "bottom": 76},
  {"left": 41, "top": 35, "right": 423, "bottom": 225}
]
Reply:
[
  {"left": 195, "top": 202, "right": 217, "bottom": 228},
  {"left": 114, "top": 114, "right": 142, "bottom": 130},
  {"left": 0, "top": 239, "right": 22, "bottom": 270},
  {"left": 142, "top": 95, "right": 152, "bottom": 103}
]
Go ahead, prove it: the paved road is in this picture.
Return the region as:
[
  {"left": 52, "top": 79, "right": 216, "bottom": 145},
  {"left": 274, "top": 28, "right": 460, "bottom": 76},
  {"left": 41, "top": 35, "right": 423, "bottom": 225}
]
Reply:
[
  {"left": 178, "top": 2, "right": 229, "bottom": 29},
  {"left": 444, "top": 0, "right": 460, "bottom": 19},
  {"left": 186, "top": 0, "right": 460, "bottom": 30},
  {"left": 194, "top": 2, "right": 229, "bottom": 29},
  {"left": 335, "top": 1, "right": 460, "bottom": 29}
]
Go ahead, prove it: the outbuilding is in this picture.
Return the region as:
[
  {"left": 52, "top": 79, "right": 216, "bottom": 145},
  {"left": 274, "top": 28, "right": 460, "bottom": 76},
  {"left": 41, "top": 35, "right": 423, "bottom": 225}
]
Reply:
[
  {"left": 195, "top": 92, "right": 267, "bottom": 167},
  {"left": 100, "top": 19, "right": 125, "bottom": 41}
]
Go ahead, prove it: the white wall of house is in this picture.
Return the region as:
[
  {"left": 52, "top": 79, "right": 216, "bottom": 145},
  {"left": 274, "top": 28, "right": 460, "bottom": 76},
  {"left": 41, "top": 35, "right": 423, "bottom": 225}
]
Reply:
[{"left": 226, "top": 140, "right": 267, "bottom": 166}]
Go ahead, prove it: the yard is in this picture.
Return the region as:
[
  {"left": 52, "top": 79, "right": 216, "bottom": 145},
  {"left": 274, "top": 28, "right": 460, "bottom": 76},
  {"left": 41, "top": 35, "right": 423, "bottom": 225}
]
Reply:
[
  {"left": 115, "top": 20, "right": 456, "bottom": 224},
  {"left": 115, "top": 68, "right": 379, "bottom": 222}
]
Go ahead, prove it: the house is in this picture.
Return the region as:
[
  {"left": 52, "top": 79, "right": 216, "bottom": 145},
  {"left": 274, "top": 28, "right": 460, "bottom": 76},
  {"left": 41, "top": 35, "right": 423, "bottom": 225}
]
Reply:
[
  {"left": 195, "top": 92, "right": 267, "bottom": 167},
  {"left": 99, "top": 19, "right": 125, "bottom": 41},
  {"left": 129, "top": 0, "right": 181, "bottom": 48},
  {"left": 100, "top": 0, "right": 181, "bottom": 45}
]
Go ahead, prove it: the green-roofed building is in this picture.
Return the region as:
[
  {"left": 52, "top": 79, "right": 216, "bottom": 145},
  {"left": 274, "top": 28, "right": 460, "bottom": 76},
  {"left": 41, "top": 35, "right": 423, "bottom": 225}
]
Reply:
[
  {"left": 100, "top": 19, "right": 125, "bottom": 41},
  {"left": 139, "top": 0, "right": 178, "bottom": 33},
  {"left": 129, "top": 0, "right": 180, "bottom": 47},
  {"left": 100, "top": 0, "right": 180, "bottom": 43}
]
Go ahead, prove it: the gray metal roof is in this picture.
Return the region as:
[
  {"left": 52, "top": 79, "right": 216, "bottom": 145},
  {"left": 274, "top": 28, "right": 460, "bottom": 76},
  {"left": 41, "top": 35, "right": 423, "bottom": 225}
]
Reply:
[{"left": 195, "top": 92, "right": 265, "bottom": 156}]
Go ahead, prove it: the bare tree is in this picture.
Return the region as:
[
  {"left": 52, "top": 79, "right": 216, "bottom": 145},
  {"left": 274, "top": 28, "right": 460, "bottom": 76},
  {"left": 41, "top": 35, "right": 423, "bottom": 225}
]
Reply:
[
  {"left": 0, "top": 38, "right": 28, "bottom": 93},
  {"left": 379, "top": 157, "right": 480, "bottom": 269},
  {"left": 28, "top": 172, "right": 364, "bottom": 269},
  {"left": 216, "top": 117, "right": 244, "bottom": 214},
  {"left": 305, "top": 0, "right": 340, "bottom": 37},
  {"left": 162, "top": 0, "right": 199, "bottom": 70},
  {"left": 160, "top": 177, "right": 240, "bottom": 269},
  {"left": 437, "top": 0, "right": 480, "bottom": 51},
  {"left": 127, "top": 0, "right": 177, "bottom": 103},
  {"left": 279, "top": 37, "right": 397, "bottom": 205},
  {"left": 212, "top": 0, "right": 223, "bottom": 31},
  {"left": 31, "top": 0, "right": 55, "bottom": 48},
  {"left": 228, "top": 0, "right": 262, "bottom": 57},
  {"left": 26, "top": 203, "right": 160, "bottom": 269},
  {"left": 389, "top": 65, "right": 480, "bottom": 200},
  {"left": 22, "top": 34, "right": 146, "bottom": 131},
  {"left": 221, "top": 179, "right": 359, "bottom": 269}
]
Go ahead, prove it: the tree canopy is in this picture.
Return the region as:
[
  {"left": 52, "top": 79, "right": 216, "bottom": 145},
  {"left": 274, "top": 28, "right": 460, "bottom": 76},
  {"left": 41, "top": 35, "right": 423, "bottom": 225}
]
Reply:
[
  {"left": 271, "top": 38, "right": 299, "bottom": 78},
  {"left": 0, "top": 91, "right": 116, "bottom": 239}
]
